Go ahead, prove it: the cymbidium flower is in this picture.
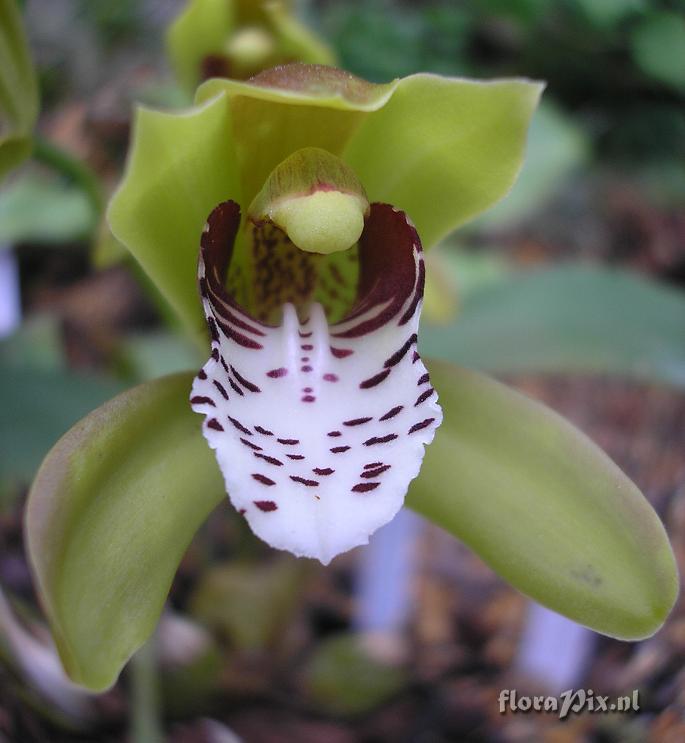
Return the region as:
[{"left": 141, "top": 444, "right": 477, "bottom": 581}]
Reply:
[
  {"left": 167, "top": 0, "right": 335, "bottom": 93},
  {"left": 25, "top": 65, "right": 677, "bottom": 692}
]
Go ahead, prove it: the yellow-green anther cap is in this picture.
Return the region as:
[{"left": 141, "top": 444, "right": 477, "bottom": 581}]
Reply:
[{"left": 248, "top": 147, "right": 370, "bottom": 254}]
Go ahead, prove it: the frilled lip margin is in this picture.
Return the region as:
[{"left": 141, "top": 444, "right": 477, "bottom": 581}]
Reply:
[{"left": 190, "top": 200, "right": 442, "bottom": 563}]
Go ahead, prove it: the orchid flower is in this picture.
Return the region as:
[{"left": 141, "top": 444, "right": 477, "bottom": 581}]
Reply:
[
  {"left": 25, "top": 65, "right": 677, "bottom": 692},
  {"left": 167, "top": 0, "right": 335, "bottom": 93}
]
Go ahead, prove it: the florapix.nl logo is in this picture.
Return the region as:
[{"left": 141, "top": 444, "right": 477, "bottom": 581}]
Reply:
[{"left": 498, "top": 689, "right": 640, "bottom": 719}]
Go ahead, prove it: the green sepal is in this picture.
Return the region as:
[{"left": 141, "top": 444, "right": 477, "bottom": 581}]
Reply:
[
  {"left": 166, "top": 0, "right": 235, "bottom": 94},
  {"left": 25, "top": 373, "right": 225, "bottom": 691},
  {"left": 0, "top": 0, "right": 39, "bottom": 179},
  {"left": 107, "top": 95, "right": 241, "bottom": 341},
  {"left": 409, "top": 360, "right": 678, "bottom": 640}
]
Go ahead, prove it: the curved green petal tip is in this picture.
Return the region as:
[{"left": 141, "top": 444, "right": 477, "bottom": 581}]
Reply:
[
  {"left": 25, "top": 373, "right": 224, "bottom": 691},
  {"left": 410, "top": 360, "right": 678, "bottom": 640},
  {"left": 0, "top": 0, "right": 39, "bottom": 180}
]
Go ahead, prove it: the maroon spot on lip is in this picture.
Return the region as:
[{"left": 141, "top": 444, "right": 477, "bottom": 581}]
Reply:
[
  {"left": 207, "top": 418, "right": 224, "bottom": 432},
  {"left": 301, "top": 344, "right": 314, "bottom": 351},
  {"left": 212, "top": 380, "right": 229, "bottom": 400},
  {"left": 412, "top": 351, "right": 420, "bottom": 364},
  {"left": 277, "top": 438, "right": 299, "bottom": 445},
  {"left": 287, "top": 454, "right": 305, "bottom": 460},
  {"left": 198, "top": 369, "right": 207, "bottom": 380},
  {"left": 409, "top": 417, "right": 436, "bottom": 434},
  {"left": 384, "top": 334, "right": 418, "bottom": 368},
  {"left": 301, "top": 357, "right": 310, "bottom": 362},
  {"left": 363, "top": 434, "right": 398, "bottom": 446},
  {"left": 230, "top": 365, "right": 261, "bottom": 393},
  {"left": 299, "top": 331, "right": 312, "bottom": 338},
  {"left": 301, "top": 395, "right": 316, "bottom": 402},
  {"left": 228, "top": 377, "right": 244, "bottom": 396},
  {"left": 228, "top": 416, "right": 252, "bottom": 435},
  {"left": 240, "top": 438, "right": 262, "bottom": 451},
  {"left": 323, "top": 373, "right": 338, "bottom": 382},
  {"left": 327, "top": 431, "right": 342, "bottom": 437},
  {"left": 252, "top": 473, "right": 276, "bottom": 486},
  {"left": 330, "top": 445, "right": 351, "bottom": 453},
  {"left": 343, "top": 417, "right": 373, "bottom": 426},
  {"left": 301, "top": 366, "right": 313, "bottom": 372},
  {"left": 254, "top": 452, "right": 283, "bottom": 466},
  {"left": 417, "top": 372, "right": 430, "bottom": 386},
  {"left": 222, "top": 324, "right": 263, "bottom": 350},
  {"left": 331, "top": 347, "right": 353, "bottom": 358},
  {"left": 361, "top": 464, "right": 391, "bottom": 478},
  {"left": 303, "top": 387, "right": 313, "bottom": 393},
  {"left": 255, "top": 425, "right": 273, "bottom": 436},
  {"left": 352, "top": 482, "right": 381, "bottom": 493},
  {"left": 313, "top": 467, "right": 334, "bottom": 476},
  {"left": 190, "top": 395, "right": 215, "bottom": 407},
  {"left": 240, "top": 437, "right": 262, "bottom": 451},
  {"left": 238, "top": 508, "right": 246, "bottom": 516},
  {"left": 267, "top": 367, "right": 288, "bottom": 378},
  {"left": 290, "top": 475, "right": 319, "bottom": 487},
  {"left": 254, "top": 500, "right": 278, "bottom": 512},
  {"left": 360, "top": 369, "right": 391, "bottom": 389},
  {"left": 379, "top": 405, "right": 403, "bottom": 421},
  {"left": 364, "top": 462, "right": 383, "bottom": 469},
  {"left": 415, "top": 388, "right": 435, "bottom": 406}
]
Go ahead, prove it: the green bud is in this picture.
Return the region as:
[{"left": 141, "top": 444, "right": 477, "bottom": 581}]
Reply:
[{"left": 224, "top": 27, "right": 276, "bottom": 77}]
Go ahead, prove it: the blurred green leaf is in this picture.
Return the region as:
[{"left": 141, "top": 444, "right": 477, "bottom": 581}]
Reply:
[
  {"left": 0, "top": 314, "right": 65, "bottom": 371},
  {"left": 411, "top": 360, "right": 678, "bottom": 640},
  {"left": 0, "top": 174, "right": 96, "bottom": 245},
  {"left": 190, "top": 558, "right": 304, "bottom": 651},
  {"left": 630, "top": 12, "right": 685, "bottom": 92},
  {"left": 25, "top": 373, "right": 224, "bottom": 691},
  {"left": 574, "top": 0, "right": 644, "bottom": 29},
  {"left": 116, "top": 331, "right": 202, "bottom": 382},
  {"left": 0, "top": 0, "right": 38, "bottom": 179},
  {"left": 0, "top": 365, "right": 123, "bottom": 488},
  {"left": 421, "top": 266, "right": 685, "bottom": 387},
  {"left": 304, "top": 634, "right": 406, "bottom": 715}
]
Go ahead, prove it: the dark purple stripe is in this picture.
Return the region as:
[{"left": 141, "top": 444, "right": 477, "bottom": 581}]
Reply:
[
  {"left": 360, "top": 369, "right": 391, "bottom": 389},
  {"left": 408, "top": 417, "right": 436, "bottom": 434}
]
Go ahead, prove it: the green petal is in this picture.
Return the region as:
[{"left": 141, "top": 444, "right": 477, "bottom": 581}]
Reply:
[
  {"left": 0, "top": 0, "right": 39, "bottom": 179},
  {"left": 195, "top": 67, "right": 398, "bottom": 204},
  {"left": 420, "top": 266, "right": 685, "bottom": 388},
  {"left": 166, "top": 0, "right": 235, "bottom": 94},
  {"left": 25, "top": 373, "right": 224, "bottom": 691},
  {"left": 344, "top": 75, "right": 543, "bottom": 248},
  {"left": 107, "top": 95, "right": 241, "bottom": 340},
  {"left": 409, "top": 360, "right": 678, "bottom": 640}
]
